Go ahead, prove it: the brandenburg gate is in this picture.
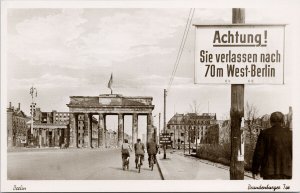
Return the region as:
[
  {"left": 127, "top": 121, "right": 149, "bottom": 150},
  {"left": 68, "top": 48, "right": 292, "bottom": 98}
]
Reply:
[{"left": 67, "top": 94, "right": 155, "bottom": 148}]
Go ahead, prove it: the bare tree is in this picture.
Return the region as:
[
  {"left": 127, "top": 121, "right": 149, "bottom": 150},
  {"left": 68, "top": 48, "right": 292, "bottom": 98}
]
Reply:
[
  {"left": 189, "top": 100, "right": 202, "bottom": 114},
  {"left": 221, "top": 113, "right": 230, "bottom": 120},
  {"left": 245, "top": 102, "right": 259, "bottom": 141}
]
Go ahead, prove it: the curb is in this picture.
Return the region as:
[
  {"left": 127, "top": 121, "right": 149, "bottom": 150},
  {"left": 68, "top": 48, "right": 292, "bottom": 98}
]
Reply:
[
  {"left": 156, "top": 159, "right": 165, "bottom": 180},
  {"left": 187, "top": 154, "right": 253, "bottom": 179}
]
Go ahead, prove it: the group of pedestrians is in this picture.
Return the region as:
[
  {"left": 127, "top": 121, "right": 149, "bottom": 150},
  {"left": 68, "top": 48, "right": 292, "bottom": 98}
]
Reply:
[
  {"left": 119, "top": 111, "right": 292, "bottom": 179},
  {"left": 121, "top": 138, "right": 159, "bottom": 170}
]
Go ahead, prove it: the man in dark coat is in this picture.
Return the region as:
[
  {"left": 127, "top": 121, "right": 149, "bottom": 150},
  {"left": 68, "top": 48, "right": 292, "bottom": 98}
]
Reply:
[
  {"left": 252, "top": 111, "right": 292, "bottom": 179},
  {"left": 147, "top": 139, "right": 159, "bottom": 167},
  {"left": 134, "top": 138, "right": 145, "bottom": 168}
]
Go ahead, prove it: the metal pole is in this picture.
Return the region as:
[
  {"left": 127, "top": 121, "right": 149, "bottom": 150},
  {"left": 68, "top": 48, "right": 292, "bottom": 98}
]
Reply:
[
  {"left": 173, "top": 125, "right": 176, "bottom": 149},
  {"left": 178, "top": 126, "right": 180, "bottom": 149},
  {"left": 208, "top": 101, "right": 209, "bottom": 113},
  {"left": 188, "top": 126, "right": 191, "bottom": 154},
  {"left": 184, "top": 125, "right": 186, "bottom": 154},
  {"left": 196, "top": 126, "right": 198, "bottom": 152},
  {"left": 163, "top": 89, "right": 167, "bottom": 159},
  {"left": 230, "top": 8, "right": 245, "bottom": 180}
]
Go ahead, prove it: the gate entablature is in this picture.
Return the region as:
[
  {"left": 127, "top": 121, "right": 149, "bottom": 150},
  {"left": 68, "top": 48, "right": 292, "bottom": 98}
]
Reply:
[{"left": 67, "top": 94, "right": 154, "bottom": 114}]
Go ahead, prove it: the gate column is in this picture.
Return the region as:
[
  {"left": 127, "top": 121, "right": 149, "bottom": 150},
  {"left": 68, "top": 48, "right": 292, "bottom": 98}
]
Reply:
[
  {"left": 98, "top": 113, "right": 105, "bottom": 148},
  {"left": 146, "top": 113, "right": 154, "bottom": 144},
  {"left": 84, "top": 113, "right": 92, "bottom": 148},
  {"left": 118, "top": 113, "right": 124, "bottom": 147},
  {"left": 88, "top": 114, "right": 92, "bottom": 148},
  {"left": 132, "top": 113, "right": 138, "bottom": 146},
  {"left": 69, "top": 113, "right": 78, "bottom": 148}
]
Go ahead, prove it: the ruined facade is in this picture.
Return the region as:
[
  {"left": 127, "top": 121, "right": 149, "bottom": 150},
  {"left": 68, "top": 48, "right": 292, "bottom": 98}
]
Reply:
[
  {"left": 7, "top": 102, "right": 30, "bottom": 148},
  {"left": 31, "top": 109, "right": 70, "bottom": 147},
  {"left": 167, "top": 113, "right": 218, "bottom": 148}
]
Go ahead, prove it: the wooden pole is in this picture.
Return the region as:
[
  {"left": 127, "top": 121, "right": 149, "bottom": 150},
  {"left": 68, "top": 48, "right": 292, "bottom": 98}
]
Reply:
[
  {"left": 230, "top": 8, "right": 245, "bottom": 180},
  {"left": 163, "top": 89, "right": 167, "bottom": 159},
  {"left": 158, "top": 113, "right": 161, "bottom": 146}
]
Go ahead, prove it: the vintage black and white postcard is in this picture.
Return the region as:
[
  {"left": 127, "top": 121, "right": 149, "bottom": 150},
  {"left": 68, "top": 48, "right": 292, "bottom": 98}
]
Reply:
[{"left": 1, "top": 0, "right": 300, "bottom": 192}]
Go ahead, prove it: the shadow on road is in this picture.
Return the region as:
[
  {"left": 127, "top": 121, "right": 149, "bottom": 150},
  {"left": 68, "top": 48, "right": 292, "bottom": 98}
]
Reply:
[
  {"left": 109, "top": 167, "right": 139, "bottom": 173},
  {"left": 109, "top": 166, "right": 155, "bottom": 173}
]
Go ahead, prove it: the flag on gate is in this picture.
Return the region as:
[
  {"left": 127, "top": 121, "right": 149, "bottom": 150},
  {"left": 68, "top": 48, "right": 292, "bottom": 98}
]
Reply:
[{"left": 107, "top": 73, "right": 113, "bottom": 94}]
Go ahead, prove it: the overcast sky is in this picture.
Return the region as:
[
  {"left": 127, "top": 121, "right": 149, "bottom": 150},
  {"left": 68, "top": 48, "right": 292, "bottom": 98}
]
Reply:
[{"left": 5, "top": 7, "right": 299, "bottom": 136}]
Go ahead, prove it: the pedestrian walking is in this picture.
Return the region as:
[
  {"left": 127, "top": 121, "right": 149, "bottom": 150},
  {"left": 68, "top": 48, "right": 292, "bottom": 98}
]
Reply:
[{"left": 252, "top": 111, "right": 292, "bottom": 179}]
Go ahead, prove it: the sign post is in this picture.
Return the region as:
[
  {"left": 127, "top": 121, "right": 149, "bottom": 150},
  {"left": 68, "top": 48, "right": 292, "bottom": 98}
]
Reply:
[
  {"left": 194, "top": 8, "right": 285, "bottom": 180},
  {"left": 230, "top": 8, "right": 245, "bottom": 180}
]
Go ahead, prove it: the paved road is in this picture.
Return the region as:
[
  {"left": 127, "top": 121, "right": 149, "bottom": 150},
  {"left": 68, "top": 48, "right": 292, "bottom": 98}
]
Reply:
[{"left": 7, "top": 148, "right": 162, "bottom": 180}]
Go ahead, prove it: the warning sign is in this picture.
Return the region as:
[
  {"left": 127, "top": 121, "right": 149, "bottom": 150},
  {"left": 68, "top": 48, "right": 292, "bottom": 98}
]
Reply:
[
  {"left": 159, "top": 134, "right": 172, "bottom": 144},
  {"left": 194, "top": 25, "right": 285, "bottom": 84}
]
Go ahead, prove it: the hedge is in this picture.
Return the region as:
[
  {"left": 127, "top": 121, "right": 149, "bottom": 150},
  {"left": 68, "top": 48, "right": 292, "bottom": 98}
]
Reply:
[{"left": 195, "top": 143, "right": 255, "bottom": 171}]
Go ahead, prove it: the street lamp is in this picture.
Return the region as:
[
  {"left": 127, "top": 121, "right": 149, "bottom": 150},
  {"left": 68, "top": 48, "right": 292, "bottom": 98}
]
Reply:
[{"left": 29, "top": 86, "right": 37, "bottom": 145}]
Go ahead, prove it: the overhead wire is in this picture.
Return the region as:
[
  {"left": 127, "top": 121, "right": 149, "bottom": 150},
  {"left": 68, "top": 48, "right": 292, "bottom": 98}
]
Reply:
[
  {"left": 161, "top": 8, "right": 195, "bottom": 122},
  {"left": 167, "top": 8, "right": 195, "bottom": 93},
  {"left": 168, "top": 9, "right": 192, "bottom": 90}
]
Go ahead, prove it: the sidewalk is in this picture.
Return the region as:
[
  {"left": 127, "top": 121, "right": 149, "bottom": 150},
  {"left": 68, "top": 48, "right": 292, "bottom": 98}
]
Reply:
[{"left": 156, "top": 149, "right": 252, "bottom": 180}]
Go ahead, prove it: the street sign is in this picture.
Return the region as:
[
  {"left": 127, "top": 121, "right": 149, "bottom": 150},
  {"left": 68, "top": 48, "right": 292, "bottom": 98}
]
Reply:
[
  {"left": 160, "top": 140, "right": 171, "bottom": 144},
  {"left": 195, "top": 24, "right": 285, "bottom": 84},
  {"left": 159, "top": 134, "right": 171, "bottom": 144},
  {"left": 21, "top": 139, "right": 27, "bottom": 144}
]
